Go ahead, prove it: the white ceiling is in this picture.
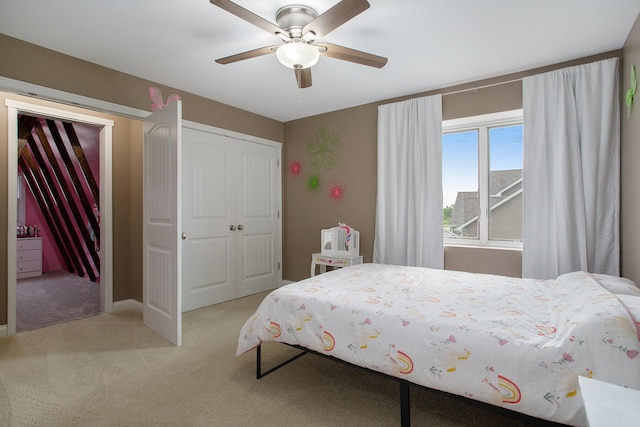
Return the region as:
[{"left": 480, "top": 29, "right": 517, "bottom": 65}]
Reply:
[{"left": 2, "top": 1, "right": 640, "bottom": 122}]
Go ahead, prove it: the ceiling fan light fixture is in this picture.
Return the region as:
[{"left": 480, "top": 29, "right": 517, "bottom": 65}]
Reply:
[{"left": 276, "top": 41, "right": 319, "bottom": 69}]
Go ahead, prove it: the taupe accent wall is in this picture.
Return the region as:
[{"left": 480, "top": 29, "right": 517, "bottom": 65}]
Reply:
[{"left": 1, "top": 24, "right": 638, "bottom": 325}]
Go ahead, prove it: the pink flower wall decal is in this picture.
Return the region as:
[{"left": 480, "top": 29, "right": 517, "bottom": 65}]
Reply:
[
  {"left": 327, "top": 183, "right": 345, "bottom": 204},
  {"left": 288, "top": 160, "right": 302, "bottom": 178}
]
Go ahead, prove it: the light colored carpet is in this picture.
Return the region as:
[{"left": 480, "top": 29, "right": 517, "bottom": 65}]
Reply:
[
  {"left": 0, "top": 291, "right": 562, "bottom": 427},
  {"left": 16, "top": 270, "right": 101, "bottom": 333}
]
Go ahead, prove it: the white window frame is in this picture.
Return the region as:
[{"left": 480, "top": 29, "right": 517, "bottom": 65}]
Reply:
[{"left": 442, "top": 109, "right": 523, "bottom": 249}]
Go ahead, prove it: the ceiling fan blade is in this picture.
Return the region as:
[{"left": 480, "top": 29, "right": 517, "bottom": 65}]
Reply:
[
  {"left": 295, "top": 68, "right": 312, "bottom": 88},
  {"left": 317, "top": 43, "right": 387, "bottom": 68},
  {"left": 215, "top": 46, "right": 278, "bottom": 64},
  {"left": 303, "top": 0, "right": 370, "bottom": 39},
  {"left": 210, "top": 0, "right": 285, "bottom": 37}
]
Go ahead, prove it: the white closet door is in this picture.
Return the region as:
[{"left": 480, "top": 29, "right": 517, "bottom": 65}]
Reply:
[
  {"left": 182, "top": 128, "right": 235, "bottom": 312},
  {"left": 235, "top": 140, "right": 280, "bottom": 297}
]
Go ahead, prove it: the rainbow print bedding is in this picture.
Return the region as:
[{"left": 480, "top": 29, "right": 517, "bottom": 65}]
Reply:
[{"left": 237, "top": 263, "right": 640, "bottom": 426}]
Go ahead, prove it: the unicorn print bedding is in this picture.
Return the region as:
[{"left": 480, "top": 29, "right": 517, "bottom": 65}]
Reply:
[{"left": 237, "top": 263, "right": 640, "bottom": 426}]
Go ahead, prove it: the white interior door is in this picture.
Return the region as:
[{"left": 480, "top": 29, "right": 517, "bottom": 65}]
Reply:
[
  {"left": 142, "top": 101, "right": 182, "bottom": 346},
  {"left": 182, "top": 128, "right": 235, "bottom": 312},
  {"left": 235, "top": 140, "right": 280, "bottom": 297}
]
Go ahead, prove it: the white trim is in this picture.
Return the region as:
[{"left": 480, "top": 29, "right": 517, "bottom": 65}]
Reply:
[
  {"left": 0, "top": 76, "right": 148, "bottom": 119},
  {"left": 5, "top": 99, "right": 114, "bottom": 126},
  {"left": 6, "top": 99, "right": 114, "bottom": 335},
  {"left": 442, "top": 109, "right": 523, "bottom": 132},
  {"left": 0, "top": 324, "right": 6, "bottom": 337},
  {"left": 7, "top": 105, "right": 18, "bottom": 336},
  {"left": 183, "top": 120, "right": 281, "bottom": 149}
]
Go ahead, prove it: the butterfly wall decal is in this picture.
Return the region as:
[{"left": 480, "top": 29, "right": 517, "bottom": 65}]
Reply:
[{"left": 148, "top": 86, "right": 182, "bottom": 112}]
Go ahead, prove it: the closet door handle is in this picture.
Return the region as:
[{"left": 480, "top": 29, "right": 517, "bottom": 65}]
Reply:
[
  {"left": 229, "top": 225, "right": 236, "bottom": 231},
  {"left": 181, "top": 232, "right": 187, "bottom": 240},
  {"left": 237, "top": 224, "right": 244, "bottom": 231}
]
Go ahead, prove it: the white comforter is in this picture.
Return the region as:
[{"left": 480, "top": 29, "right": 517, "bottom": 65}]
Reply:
[{"left": 237, "top": 264, "right": 640, "bottom": 426}]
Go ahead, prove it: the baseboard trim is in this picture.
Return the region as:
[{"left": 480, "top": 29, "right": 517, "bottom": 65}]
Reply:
[
  {"left": 0, "top": 324, "right": 7, "bottom": 338},
  {"left": 112, "top": 299, "right": 143, "bottom": 313}
]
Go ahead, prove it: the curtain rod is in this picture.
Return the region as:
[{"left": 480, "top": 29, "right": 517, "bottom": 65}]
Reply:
[{"left": 442, "top": 78, "right": 522, "bottom": 97}]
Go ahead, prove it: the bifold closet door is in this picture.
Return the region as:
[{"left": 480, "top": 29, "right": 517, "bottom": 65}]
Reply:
[
  {"left": 181, "top": 127, "right": 279, "bottom": 312},
  {"left": 234, "top": 141, "right": 280, "bottom": 298}
]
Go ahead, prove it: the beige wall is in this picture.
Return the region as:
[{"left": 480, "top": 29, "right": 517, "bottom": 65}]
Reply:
[
  {"left": 282, "top": 51, "right": 621, "bottom": 281},
  {"left": 622, "top": 13, "right": 640, "bottom": 285}
]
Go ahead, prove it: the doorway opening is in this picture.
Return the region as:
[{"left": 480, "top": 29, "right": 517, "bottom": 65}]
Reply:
[
  {"left": 16, "top": 117, "right": 101, "bottom": 332},
  {"left": 6, "top": 99, "right": 114, "bottom": 335}
]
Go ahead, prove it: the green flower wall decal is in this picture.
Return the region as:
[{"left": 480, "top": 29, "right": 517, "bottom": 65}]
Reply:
[
  {"left": 626, "top": 64, "right": 637, "bottom": 118},
  {"left": 305, "top": 174, "right": 321, "bottom": 192},
  {"left": 306, "top": 127, "right": 341, "bottom": 170}
]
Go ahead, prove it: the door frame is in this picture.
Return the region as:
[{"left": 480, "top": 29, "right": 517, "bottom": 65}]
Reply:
[{"left": 6, "top": 99, "right": 114, "bottom": 335}]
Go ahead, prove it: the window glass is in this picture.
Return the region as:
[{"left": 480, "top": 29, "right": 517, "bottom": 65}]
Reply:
[
  {"left": 442, "top": 109, "right": 523, "bottom": 247},
  {"left": 488, "top": 125, "right": 523, "bottom": 241},
  {"left": 442, "top": 130, "right": 478, "bottom": 239}
]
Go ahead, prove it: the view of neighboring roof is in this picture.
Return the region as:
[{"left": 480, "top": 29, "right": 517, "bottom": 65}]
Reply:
[{"left": 449, "top": 169, "right": 522, "bottom": 232}]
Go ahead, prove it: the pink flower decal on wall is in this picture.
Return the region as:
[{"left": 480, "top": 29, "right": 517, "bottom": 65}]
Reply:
[
  {"left": 288, "top": 160, "right": 302, "bottom": 178},
  {"left": 327, "top": 183, "right": 345, "bottom": 204}
]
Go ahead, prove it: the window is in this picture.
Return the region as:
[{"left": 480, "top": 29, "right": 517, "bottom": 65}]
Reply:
[{"left": 442, "top": 110, "right": 523, "bottom": 247}]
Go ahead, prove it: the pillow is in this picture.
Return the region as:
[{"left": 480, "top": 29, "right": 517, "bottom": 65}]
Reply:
[{"left": 592, "top": 274, "right": 640, "bottom": 296}]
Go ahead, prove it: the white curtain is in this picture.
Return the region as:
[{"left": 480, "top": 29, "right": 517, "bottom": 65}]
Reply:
[
  {"left": 522, "top": 58, "right": 620, "bottom": 279},
  {"left": 374, "top": 95, "right": 443, "bottom": 268}
]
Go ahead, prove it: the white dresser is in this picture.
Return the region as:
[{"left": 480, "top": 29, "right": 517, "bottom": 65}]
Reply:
[{"left": 17, "top": 237, "right": 42, "bottom": 279}]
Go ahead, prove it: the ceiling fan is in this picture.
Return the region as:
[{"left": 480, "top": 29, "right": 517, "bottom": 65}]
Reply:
[{"left": 210, "top": 0, "right": 388, "bottom": 88}]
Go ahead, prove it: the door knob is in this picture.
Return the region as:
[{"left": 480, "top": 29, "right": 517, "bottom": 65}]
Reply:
[
  {"left": 237, "top": 224, "right": 244, "bottom": 231},
  {"left": 230, "top": 225, "right": 236, "bottom": 231},
  {"left": 181, "top": 232, "right": 187, "bottom": 240}
]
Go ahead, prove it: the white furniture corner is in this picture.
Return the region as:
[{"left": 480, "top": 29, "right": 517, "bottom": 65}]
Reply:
[
  {"left": 579, "top": 376, "right": 640, "bottom": 426},
  {"left": 17, "top": 237, "right": 42, "bottom": 279}
]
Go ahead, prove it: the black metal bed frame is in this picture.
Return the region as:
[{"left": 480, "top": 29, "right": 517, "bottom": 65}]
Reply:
[{"left": 255, "top": 343, "right": 566, "bottom": 427}]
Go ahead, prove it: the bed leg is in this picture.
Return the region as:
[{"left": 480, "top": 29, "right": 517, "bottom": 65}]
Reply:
[
  {"left": 255, "top": 344, "right": 307, "bottom": 380},
  {"left": 256, "top": 345, "right": 263, "bottom": 379},
  {"left": 400, "top": 382, "right": 410, "bottom": 427}
]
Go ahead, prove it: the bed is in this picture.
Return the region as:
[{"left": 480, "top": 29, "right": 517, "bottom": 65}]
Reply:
[{"left": 237, "top": 263, "right": 640, "bottom": 426}]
